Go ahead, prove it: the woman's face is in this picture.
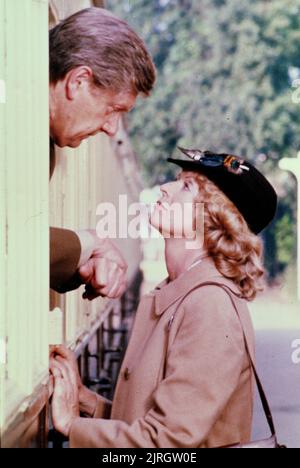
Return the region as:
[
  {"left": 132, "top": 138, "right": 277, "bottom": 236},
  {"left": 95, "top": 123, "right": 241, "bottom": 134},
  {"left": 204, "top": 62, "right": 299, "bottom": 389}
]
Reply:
[{"left": 150, "top": 172, "right": 201, "bottom": 239}]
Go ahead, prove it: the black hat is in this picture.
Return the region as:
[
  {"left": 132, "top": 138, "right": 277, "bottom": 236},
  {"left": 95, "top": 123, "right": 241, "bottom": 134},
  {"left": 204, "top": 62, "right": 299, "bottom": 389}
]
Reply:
[{"left": 168, "top": 147, "right": 277, "bottom": 234}]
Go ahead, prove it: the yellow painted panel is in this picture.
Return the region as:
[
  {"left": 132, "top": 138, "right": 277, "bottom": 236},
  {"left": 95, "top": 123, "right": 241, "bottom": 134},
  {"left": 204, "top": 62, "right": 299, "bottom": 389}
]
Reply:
[
  {"left": 0, "top": 0, "right": 49, "bottom": 431},
  {"left": 0, "top": 0, "right": 143, "bottom": 440},
  {"left": 0, "top": 0, "right": 7, "bottom": 437},
  {"left": 51, "top": 0, "right": 92, "bottom": 19}
]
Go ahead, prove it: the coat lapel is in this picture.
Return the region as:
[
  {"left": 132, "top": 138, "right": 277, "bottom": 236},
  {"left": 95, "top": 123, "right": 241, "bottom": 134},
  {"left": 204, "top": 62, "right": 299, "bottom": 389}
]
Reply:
[{"left": 153, "top": 256, "right": 240, "bottom": 316}]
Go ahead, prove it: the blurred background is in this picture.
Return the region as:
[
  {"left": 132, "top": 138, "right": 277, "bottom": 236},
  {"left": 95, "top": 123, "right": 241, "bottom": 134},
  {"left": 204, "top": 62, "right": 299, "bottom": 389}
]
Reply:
[
  {"left": 108, "top": 0, "right": 300, "bottom": 292},
  {"left": 107, "top": 0, "right": 300, "bottom": 447}
]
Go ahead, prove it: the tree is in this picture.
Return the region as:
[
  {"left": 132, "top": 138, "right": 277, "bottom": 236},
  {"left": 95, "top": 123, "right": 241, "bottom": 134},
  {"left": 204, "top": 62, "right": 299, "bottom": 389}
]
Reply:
[{"left": 108, "top": 0, "right": 300, "bottom": 281}]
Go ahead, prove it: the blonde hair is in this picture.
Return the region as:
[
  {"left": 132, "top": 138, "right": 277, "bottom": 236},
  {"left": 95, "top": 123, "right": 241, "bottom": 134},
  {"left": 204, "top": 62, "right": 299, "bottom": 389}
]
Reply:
[{"left": 183, "top": 172, "right": 265, "bottom": 301}]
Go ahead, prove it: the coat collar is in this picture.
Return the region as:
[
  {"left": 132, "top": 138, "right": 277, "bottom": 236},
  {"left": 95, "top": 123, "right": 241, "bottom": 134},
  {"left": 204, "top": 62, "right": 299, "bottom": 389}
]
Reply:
[{"left": 150, "top": 255, "right": 238, "bottom": 316}]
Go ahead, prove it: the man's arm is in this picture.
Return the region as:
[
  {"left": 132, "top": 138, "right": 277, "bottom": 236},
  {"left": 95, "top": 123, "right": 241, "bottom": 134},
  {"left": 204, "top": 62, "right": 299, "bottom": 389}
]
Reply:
[
  {"left": 50, "top": 227, "right": 82, "bottom": 292},
  {"left": 50, "top": 228, "right": 128, "bottom": 298}
]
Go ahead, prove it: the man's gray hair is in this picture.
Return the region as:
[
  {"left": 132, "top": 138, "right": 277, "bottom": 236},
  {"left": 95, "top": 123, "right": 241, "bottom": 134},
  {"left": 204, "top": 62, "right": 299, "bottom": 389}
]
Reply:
[{"left": 50, "top": 7, "right": 156, "bottom": 95}]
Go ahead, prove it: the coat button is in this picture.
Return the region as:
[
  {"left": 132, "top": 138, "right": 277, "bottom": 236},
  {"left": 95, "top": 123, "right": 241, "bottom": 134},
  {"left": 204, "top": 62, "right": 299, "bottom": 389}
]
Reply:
[{"left": 124, "top": 367, "right": 131, "bottom": 380}]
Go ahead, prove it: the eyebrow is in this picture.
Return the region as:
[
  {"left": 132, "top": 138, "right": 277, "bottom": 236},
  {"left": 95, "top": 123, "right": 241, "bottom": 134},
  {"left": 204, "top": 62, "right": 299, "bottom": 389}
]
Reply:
[
  {"left": 177, "top": 173, "right": 193, "bottom": 182},
  {"left": 114, "top": 104, "right": 134, "bottom": 113}
]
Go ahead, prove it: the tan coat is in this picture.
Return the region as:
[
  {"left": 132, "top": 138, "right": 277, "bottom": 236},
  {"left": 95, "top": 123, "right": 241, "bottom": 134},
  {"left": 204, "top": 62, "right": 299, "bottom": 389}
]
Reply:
[{"left": 70, "top": 256, "right": 255, "bottom": 448}]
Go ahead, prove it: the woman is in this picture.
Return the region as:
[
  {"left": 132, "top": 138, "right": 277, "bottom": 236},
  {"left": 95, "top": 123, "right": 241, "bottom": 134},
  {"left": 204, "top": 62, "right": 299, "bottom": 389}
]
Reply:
[{"left": 50, "top": 147, "right": 277, "bottom": 448}]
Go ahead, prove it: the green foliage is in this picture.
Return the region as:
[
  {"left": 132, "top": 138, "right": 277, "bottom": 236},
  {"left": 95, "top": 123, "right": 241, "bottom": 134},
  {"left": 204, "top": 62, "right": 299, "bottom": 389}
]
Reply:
[
  {"left": 275, "top": 213, "right": 295, "bottom": 265},
  {"left": 107, "top": 0, "right": 299, "bottom": 278}
]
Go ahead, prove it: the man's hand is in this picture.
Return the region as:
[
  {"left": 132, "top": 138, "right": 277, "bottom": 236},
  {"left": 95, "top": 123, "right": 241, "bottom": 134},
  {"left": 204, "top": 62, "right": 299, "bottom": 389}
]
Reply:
[
  {"left": 50, "top": 354, "right": 80, "bottom": 437},
  {"left": 50, "top": 346, "right": 98, "bottom": 417},
  {"left": 78, "top": 234, "right": 128, "bottom": 300}
]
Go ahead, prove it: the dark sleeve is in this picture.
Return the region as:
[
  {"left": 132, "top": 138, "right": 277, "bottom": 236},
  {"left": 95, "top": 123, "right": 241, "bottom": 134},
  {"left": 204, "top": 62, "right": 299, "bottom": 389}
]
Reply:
[{"left": 50, "top": 227, "right": 83, "bottom": 293}]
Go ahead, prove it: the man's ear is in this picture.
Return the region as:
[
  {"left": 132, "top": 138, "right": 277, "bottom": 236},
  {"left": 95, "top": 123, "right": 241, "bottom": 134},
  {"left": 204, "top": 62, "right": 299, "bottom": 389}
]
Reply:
[{"left": 65, "top": 66, "right": 94, "bottom": 100}]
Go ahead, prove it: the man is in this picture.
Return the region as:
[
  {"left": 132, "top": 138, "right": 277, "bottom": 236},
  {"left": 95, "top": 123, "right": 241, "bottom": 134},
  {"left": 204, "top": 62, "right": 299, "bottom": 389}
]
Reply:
[{"left": 49, "top": 7, "right": 156, "bottom": 298}]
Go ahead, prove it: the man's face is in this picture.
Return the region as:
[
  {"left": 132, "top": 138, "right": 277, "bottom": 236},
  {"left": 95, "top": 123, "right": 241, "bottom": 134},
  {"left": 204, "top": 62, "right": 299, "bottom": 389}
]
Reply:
[{"left": 50, "top": 69, "right": 137, "bottom": 148}]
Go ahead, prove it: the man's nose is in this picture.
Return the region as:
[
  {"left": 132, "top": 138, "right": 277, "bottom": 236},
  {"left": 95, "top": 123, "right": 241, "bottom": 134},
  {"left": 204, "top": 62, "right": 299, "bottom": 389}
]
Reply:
[{"left": 101, "top": 115, "right": 120, "bottom": 137}]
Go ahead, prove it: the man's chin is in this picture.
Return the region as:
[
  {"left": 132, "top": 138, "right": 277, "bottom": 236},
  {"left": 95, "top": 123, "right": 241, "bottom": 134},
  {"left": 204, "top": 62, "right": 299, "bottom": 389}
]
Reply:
[
  {"left": 52, "top": 137, "right": 83, "bottom": 149},
  {"left": 68, "top": 140, "right": 82, "bottom": 148}
]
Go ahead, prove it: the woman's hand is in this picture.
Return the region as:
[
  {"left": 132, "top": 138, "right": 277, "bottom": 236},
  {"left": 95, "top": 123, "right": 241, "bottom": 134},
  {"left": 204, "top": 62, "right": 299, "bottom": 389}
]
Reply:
[
  {"left": 50, "top": 345, "right": 98, "bottom": 417},
  {"left": 50, "top": 355, "right": 80, "bottom": 437},
  {"left": 50, "top": 346, "right": 83, "bottom": 390}
]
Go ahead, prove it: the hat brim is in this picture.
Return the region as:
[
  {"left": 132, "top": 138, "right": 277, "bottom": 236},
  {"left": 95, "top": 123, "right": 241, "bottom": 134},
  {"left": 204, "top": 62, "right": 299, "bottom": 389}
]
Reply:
[{"left": 167, "top": 157, "right": 277, "bottom": 234}]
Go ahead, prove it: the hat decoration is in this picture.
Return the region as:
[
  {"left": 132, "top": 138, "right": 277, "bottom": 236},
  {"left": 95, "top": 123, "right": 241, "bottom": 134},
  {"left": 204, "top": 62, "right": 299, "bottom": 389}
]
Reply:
[
  {"left": 178, "top": 147, "right": 250, "bottom": 175},
  {"left": 168, "top": 146, "right": 278, "bottom": 234}
]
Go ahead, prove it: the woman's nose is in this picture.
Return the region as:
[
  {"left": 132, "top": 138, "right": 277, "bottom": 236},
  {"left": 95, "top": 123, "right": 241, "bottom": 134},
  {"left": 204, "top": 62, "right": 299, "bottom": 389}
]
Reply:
[
  {"left": 160, "top": 184, "right": 168, "bottom": 197},
  {"left": 160, "top": 182, "right": 175, "bottom": 197}
]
